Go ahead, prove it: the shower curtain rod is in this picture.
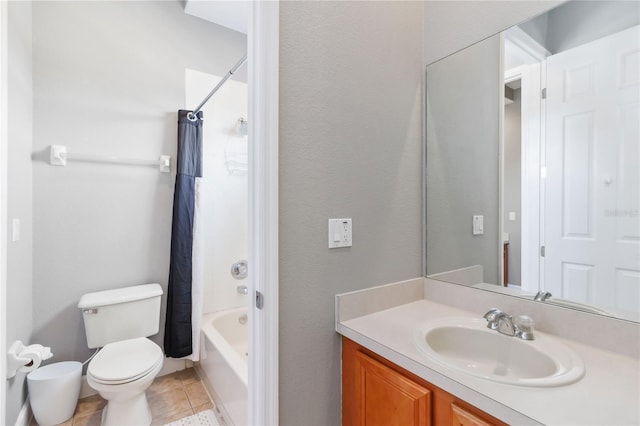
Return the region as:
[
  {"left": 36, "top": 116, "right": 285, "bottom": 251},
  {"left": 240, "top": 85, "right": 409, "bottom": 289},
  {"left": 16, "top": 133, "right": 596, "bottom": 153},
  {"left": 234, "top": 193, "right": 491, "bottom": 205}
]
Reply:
[{"left": 187, "top": 54, "right": 248, "bottom": 121}]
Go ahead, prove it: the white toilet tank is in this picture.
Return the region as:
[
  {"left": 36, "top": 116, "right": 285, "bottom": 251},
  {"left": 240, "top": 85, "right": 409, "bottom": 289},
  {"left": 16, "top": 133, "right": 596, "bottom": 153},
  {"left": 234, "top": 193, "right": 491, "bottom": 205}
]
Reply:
[{"left": 78, "top": 283, "right": 163, "bottom": 349}]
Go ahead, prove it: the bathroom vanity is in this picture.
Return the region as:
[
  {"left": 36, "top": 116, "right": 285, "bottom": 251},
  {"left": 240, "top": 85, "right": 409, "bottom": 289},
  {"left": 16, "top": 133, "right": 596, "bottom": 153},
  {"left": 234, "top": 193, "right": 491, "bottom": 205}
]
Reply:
[
  {"left": 342, "top": 338, "right": 507, "bottom": 426},
  {"left": 338, "top": 1, "right": 640, "bottom": 423},
  {"left": 336, "top": 278, "right": 640, "bottom": 425}
]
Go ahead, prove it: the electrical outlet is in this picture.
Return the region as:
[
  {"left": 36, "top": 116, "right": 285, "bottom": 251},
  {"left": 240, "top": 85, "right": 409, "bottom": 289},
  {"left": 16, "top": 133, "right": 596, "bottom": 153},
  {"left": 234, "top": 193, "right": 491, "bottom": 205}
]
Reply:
[{"left": 328, "top": 218, "right": 352, "bottom": 248}]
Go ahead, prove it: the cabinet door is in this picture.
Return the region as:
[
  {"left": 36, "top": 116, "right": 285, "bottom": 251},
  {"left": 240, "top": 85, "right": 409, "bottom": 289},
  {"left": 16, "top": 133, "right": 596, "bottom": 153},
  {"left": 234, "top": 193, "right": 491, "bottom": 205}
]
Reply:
[
  {"left": 354, "top": 351, "right": 431, "bottom": 426},
  {"left": 451, "top": 404, "right": 493, "bottom": 426}
]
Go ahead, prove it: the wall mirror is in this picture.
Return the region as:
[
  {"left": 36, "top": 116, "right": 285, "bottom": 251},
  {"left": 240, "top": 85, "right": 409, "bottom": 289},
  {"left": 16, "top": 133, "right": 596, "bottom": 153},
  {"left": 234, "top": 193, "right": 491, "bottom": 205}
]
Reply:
[{"left": 425, "top": 0, "right": 640, "bottom": 323}]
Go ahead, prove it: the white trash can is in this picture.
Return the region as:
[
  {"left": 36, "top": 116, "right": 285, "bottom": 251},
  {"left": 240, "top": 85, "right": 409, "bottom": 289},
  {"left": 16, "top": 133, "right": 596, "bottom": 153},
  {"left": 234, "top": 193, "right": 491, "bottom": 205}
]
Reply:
[{"left": 27, "top": 361, "right": 82, "bottom": 426}]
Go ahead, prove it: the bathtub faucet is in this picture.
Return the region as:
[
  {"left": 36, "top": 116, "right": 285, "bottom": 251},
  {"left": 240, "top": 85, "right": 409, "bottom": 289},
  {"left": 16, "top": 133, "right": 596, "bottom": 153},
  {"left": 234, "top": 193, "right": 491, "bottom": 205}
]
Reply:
[{"left": 237, "top": 285, "right": 248, "bottom": 295}]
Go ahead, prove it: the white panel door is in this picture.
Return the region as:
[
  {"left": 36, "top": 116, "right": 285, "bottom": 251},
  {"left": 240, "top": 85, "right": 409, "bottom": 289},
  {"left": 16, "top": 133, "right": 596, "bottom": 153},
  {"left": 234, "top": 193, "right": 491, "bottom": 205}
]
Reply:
[{"left": 544, "top": 25, "right": 640, "bottom": 315}]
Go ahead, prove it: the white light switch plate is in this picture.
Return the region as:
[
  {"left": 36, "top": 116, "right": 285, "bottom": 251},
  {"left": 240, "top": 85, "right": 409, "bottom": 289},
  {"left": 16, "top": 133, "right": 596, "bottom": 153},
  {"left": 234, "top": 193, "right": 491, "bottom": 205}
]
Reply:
[
  {"left": 328, "top": 218, "right": 352, "bottom": 248},
  {"left": 472, "top": 215, "right": 484, "bottom": 235}
]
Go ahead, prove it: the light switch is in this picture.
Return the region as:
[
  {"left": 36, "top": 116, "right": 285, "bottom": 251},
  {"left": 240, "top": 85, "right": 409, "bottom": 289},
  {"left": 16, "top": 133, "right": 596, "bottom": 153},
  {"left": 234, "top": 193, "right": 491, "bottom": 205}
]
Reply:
[
  {"left": 472, "top": 215, "right": 483, "bottom": 235},
  {"left": 509, "top": 211, "right": 516, "bottom": 221},
  {"left": 332, "top": 226, "right": 341, "bottom": 242},
  {"left": 328, "top": 218, "right": 352, "bottom": 248}
]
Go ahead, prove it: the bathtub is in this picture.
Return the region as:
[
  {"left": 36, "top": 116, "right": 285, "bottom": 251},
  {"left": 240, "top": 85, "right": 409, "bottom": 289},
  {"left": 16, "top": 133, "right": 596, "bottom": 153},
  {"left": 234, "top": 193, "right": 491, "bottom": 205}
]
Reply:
[{"left": 197, "top": 307, "right": 248, "bottom": 426}]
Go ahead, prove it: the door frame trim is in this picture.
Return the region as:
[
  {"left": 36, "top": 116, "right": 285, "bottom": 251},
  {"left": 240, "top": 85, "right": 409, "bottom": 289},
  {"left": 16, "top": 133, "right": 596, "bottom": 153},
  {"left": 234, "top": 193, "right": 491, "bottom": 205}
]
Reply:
[
  {"left": 248, "top": 2, "right": 279, "bottom": 425},
  {"left": 0, "top": 0, "right": 9, "bottom": 421}
]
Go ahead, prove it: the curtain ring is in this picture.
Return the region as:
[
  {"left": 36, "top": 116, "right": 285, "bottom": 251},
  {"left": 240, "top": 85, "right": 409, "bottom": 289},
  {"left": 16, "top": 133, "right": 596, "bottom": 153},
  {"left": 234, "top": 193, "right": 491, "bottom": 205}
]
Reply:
[{"left": 187, "top": 112, "right": 198, "bottom": 122}]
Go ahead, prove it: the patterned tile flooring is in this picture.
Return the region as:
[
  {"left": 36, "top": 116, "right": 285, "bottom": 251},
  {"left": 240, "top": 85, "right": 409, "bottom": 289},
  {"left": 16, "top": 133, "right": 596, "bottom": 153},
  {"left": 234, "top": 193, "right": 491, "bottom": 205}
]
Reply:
[{"left": 31, "top": 368, "right": 214, "bottom": 426}]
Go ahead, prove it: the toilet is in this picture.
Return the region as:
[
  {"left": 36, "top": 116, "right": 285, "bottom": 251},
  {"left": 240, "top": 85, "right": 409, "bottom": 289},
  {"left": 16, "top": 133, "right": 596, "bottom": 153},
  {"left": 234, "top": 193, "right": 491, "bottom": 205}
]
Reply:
[{"left": 78, "top": 284, "right": 164, "bottom": 426}]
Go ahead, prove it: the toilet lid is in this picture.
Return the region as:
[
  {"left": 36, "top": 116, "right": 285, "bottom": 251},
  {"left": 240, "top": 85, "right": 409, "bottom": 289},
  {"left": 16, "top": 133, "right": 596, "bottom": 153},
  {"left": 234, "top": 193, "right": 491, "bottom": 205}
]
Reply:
[{"left": 88, "top": 337, "right": 163, "bottom": 384}]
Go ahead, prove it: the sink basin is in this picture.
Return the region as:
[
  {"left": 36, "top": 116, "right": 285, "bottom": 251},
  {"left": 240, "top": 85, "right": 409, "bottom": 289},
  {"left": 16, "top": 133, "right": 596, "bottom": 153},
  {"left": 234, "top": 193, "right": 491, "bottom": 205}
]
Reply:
[{"left": 414, "top": 317, "right": 585, "bottom": 387}]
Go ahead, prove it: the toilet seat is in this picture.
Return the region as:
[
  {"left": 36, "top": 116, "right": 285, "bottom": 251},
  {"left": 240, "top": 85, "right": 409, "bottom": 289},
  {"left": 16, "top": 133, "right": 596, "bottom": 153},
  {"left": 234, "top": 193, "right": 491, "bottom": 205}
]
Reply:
[{"left": 88, "top": 337, "right": 163, "bottom": 385}]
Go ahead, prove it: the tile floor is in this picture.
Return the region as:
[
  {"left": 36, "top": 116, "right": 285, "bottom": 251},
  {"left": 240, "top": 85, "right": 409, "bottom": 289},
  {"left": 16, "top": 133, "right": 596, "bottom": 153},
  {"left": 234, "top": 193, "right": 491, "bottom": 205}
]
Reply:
[{"left": 31, "top": 368, "right": 214, "bottom": 426}]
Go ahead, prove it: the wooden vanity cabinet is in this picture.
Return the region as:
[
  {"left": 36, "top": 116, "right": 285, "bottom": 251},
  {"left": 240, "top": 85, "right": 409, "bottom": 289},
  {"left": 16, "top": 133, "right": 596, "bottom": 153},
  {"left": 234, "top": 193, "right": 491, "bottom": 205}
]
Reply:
[{"left": 342, "top": 338, "right": 507, "bottom": 426}]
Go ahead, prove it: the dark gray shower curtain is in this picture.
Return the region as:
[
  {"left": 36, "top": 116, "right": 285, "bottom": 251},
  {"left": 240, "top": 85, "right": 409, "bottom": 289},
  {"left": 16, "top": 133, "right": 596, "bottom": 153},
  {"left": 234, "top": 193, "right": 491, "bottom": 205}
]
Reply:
[{"left": 164, "top": 110, "right": 203, "bottom": 358}]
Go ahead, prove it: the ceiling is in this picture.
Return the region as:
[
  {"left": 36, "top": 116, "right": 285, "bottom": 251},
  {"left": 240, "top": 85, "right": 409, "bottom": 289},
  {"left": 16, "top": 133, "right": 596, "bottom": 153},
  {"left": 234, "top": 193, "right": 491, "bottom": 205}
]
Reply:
[{"left": 184, "top": 0, "right": 249, "bottom": 34}]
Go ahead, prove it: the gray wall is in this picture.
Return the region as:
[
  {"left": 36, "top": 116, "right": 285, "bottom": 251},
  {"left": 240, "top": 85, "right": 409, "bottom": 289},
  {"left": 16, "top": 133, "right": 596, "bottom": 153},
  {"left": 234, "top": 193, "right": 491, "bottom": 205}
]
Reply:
[
  {"left": 545, "top": 0, "right": 640, "bottom": 53},
  {"left": 279, "top": 2, "right": 424, "bottom": 424},
  {"left": 425, "top": 35, "right": 501, "bottom": 284},
  {"left": 519, "top": 1, "right": 640, "bottom": 54},
  {"left": 519, "top": 13, "right": 549, "bottom": 49},
  {"left": 423, "top": 1, "right": 563, "bottom": 66},
  {"left": 30, "top": 1, "right": 245, "bottom": 364},
  {"left": 5, "top": 2, "right": 33, "bottom": 424},
  {"left": 504, "top": 89, "right": 521, "bottom": 286}
]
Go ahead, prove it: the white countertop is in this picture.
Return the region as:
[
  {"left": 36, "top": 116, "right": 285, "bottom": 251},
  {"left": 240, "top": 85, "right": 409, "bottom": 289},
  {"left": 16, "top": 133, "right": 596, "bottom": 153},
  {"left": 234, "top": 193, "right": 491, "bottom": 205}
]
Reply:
[{"left": 337, "top": 299, "right": 640, "bottom": 426}]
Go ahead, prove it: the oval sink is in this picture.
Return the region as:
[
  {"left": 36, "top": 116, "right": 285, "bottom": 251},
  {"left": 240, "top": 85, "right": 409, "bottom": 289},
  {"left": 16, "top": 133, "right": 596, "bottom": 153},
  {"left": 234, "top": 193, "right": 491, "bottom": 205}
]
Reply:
[{"left": 414, "top": 317, "right": 585, "bottom": 387}]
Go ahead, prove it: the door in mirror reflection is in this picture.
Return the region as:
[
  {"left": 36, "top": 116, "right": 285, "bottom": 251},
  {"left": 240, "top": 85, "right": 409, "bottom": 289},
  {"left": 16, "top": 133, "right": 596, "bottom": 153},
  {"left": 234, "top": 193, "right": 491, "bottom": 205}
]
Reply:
[
  {"left": 541, "top": 26, "right": 639, "bottom": 315},
  {"left": 504, "top": 24, "right": 640, "bottom": 320}
]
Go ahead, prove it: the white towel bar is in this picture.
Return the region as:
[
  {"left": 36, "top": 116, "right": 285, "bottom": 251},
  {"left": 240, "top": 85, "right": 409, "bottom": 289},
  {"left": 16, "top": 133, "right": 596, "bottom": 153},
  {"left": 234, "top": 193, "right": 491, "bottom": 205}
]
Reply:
[{"left": 49, "top": 145, "right": 171, "bottom": 173}]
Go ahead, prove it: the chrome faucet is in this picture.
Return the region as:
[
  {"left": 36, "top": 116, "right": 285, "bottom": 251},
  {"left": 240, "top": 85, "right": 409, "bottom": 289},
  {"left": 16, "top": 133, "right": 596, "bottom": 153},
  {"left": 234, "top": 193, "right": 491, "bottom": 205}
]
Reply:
[
  {"left": 482, "top": 308, "right": 505, "bottom": 330},
  {"left": 483, "top": 308, "right": 535, "bottom": 340},
  {"left": 237, "top": 285, "right": 248, "bottom": 295},
  {"left": 534, "top": 291, "right": 552, "bottom": 302}
]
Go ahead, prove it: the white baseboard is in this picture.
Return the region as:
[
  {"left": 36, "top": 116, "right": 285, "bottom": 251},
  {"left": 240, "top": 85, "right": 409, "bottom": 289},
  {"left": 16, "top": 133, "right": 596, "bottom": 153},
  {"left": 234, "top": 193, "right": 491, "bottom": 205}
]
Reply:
[
  {"left": 79, "top": 357, "right": 190, "bottom": 398},
  {"left": 14, "top": 400, "right": 31, "bottom": 426},
  {"left": 159, "top": 358, "right": 192, "bottom": 377},
  {"left": 79, "top": 375, "right": 95, "bottom": 399}
]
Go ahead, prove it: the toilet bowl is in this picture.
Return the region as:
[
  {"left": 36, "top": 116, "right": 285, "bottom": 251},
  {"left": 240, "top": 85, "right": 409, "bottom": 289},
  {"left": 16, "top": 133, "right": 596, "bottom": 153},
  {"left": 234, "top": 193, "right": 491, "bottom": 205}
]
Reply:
[
  {"left": 87, "top": 337, "right": 164, "bottom": 426},
  {"left": 78, "top": 283, "right": 164, "bottom": 425}
]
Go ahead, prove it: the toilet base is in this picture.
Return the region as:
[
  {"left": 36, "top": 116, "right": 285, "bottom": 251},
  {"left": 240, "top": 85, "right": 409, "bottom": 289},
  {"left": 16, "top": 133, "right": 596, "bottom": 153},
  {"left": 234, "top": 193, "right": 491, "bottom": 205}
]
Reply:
[
  {"left": 86, "top": 339, "right": 163, "bottom": 425},
  {"left": 100, "top": 392, "right": 152, "bottom": 426},
  {"left": 88, "top": 357, "right": 162, "bottom": 426}
]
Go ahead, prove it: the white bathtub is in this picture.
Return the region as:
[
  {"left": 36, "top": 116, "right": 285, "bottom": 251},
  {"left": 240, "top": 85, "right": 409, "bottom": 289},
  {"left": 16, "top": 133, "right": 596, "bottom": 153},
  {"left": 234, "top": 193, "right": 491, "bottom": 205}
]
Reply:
[{"left": 197, "top": 307, "right": 248, "bottom": 426}]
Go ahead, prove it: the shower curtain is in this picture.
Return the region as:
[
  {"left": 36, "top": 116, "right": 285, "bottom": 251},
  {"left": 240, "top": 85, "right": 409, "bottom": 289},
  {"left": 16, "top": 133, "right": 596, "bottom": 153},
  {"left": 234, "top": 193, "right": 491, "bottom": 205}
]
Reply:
[{"left": 164, "top": 110, "right": 204, "bottom": 361}]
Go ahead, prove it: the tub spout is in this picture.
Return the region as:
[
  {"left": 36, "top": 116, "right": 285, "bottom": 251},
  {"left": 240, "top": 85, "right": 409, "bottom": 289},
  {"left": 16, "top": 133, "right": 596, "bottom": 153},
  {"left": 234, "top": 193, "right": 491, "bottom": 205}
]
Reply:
[{"left": 237, "top": 285, "right": 248, "bottom": 295}]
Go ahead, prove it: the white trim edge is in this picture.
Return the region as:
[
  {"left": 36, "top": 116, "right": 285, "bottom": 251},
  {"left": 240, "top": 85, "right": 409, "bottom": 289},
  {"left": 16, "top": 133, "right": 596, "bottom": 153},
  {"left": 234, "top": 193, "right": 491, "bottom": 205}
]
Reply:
[
  {"left": 505, "top": 25, "right": 550, "bottom": 64},
  {"left": 499, "top": 33, "right": 505, "bottom": 286},
  {"left": 79, "top": 375, "right": 96, "bottom": 399},
  {"left": 248, "top": 1, "right": 279, "bottom": 425},
  {"left": 0, "top": 0, "right": 9, "bottom": 422},
  {"left": 520, "top": 63, "right": 543, "bottom": 293},
  {"left": 14, "top": 400, "right": 30, "bottom": 426}
]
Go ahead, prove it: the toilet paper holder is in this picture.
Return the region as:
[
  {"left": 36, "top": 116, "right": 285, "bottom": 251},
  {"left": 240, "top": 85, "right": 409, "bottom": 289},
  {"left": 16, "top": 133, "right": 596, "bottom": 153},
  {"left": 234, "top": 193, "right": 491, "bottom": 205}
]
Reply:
[{"left": 6, "top": 340, "right": 53, "bottom": 379}]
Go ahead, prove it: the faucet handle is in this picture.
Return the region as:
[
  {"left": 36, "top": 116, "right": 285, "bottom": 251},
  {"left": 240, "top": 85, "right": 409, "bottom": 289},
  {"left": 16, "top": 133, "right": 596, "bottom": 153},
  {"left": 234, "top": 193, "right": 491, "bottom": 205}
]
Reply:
[
  {"left": 534, "top": 291, "right": 552, "bottom": 302},
  {"left": 483, "top": 308, "right": 504, "bottom": 329},
  {"left": 514, "top": 315, "right": 535, "bottom": 340},
  {"left": 483, "top": 308, "right": 504, "bottom": 320}
]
